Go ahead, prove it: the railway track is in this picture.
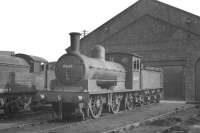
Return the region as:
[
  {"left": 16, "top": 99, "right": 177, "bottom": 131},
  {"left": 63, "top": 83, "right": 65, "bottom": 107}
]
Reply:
[
  {"left": 0, "top": 115, "right": 96, "bottom": 133},
  {"left": 0, "top": 102, "right": 192, "bottom": 133},
  {"left": 159, "top": 113, "right": 200, "bottom": 133},
  {"left": 0, "top": 102, "right": 158, "bottom": 132},
  {"left": 123, "top": 105, "right": 199, "bottom": 133},
  {"left": 0, "top": 104, "right": 100, "bottom": 133},
  {"left": 0, "top": 109, "right": 53, "bottom": 131}
]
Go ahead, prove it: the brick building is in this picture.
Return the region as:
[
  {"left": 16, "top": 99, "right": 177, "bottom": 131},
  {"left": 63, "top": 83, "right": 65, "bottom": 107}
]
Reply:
[{"left": 80, "top": 0, "right": 200, "bottom": 102}]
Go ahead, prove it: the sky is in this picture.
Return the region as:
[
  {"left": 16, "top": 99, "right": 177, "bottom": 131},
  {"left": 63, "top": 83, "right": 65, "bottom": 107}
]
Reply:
[{"left": 0, "top": 0, "right": 200, "bottom": 61}]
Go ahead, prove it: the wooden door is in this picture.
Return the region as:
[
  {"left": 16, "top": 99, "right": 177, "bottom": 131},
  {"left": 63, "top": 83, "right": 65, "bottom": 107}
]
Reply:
[
  {"left": 163, "top": 66, "right": 185, "bottom": 100},
  {"left": 195, "top": 59, "right": 200, "bottom": 101}
]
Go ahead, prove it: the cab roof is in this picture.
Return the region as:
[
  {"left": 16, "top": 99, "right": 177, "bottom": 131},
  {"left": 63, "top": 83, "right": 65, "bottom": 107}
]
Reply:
[{"left": 16, "top": 53, "right": 48, "bottom": 63}]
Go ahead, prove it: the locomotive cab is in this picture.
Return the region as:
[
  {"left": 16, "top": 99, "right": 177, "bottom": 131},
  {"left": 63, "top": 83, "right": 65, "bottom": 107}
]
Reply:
[
  {"left": 15, "top": 54, "right": 48, "bottom": 73},
  {"left": 106, "top": 52, "right": 141, "bottom": 90},
  {"left": 15, "top": 54, "right": 51, "bottom": 103}
]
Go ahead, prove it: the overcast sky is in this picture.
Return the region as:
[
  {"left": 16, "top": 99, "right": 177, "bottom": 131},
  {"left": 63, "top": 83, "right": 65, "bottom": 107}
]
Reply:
[{"left": 0, "top": 0, "right": 200, "bottom": 61}]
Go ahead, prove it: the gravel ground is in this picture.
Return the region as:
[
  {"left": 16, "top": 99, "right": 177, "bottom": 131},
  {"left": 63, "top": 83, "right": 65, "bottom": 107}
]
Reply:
[
  {"left": 0, "top": 101, "right": 193, "bottom": 133},
  {"left": 0, "top": 111, "right": 52, "bottom": 131},
  {"left": 125, "top": 105, "right": 200, "bottom": 133}
]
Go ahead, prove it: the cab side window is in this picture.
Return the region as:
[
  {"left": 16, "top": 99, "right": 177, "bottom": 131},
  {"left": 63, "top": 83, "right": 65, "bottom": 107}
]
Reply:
[
  {"left": 31, "top": 62, "right": 47, "bottom": 73},
  {"left": 133, "top": 58, "right": 140, "bottom": 71},
  {"left": 134, "top": 60, "right": 137, "bottom": 70},
  {"left": 41, "top": 62, "right": 45, "bottom": 71}
]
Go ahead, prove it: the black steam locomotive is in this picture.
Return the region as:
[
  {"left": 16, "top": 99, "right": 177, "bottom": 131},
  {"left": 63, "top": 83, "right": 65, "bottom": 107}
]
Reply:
[
  {"left": 0, "top": 52, "right": 55, "bottom": 114},
  {"left": 45, "top": 32, "right": 163, "bottom": 120}
]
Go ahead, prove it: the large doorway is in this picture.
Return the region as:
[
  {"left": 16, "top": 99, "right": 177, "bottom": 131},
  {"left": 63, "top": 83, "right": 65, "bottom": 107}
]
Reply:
[
  {"left": 163, "top": 66, "right": 185, "bottom": 100},
  {"left": 195, "top": 58, "right": 200, "bottom": 101}
]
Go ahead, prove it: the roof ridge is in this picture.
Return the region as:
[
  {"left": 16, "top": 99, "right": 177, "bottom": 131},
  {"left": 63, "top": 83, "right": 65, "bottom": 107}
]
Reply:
[
  {"left": 100, "top": 14, "right": 200, "bottom": 44},
  {"left": 81, "top": 0, "right": 142, "bottom": 41},
  {"left": 152, "top": 0, "right": 200, "bottom": 19},
  {"left": 81, "top": 0, "right": 200, "bottom": 44}
]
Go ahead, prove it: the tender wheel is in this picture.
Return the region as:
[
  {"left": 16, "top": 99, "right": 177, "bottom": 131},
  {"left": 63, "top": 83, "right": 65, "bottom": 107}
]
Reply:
[
  {"left": 110, "top": 94, "right": 121, "bottom": 114},
  {"left": 4, "top": 96, "right": 32, "bottom": 114},
  {"left": 155, "top": 94, "right": 161, "bottom": 103},
  {"left": 125, "top": 94, "right": 135, "bottom": 110},
  {"left": 144, "top": 95, "right": 151, "bottom": 105},
  {"left": 89, "top": 96, "right": 103, "bottom": 119}
]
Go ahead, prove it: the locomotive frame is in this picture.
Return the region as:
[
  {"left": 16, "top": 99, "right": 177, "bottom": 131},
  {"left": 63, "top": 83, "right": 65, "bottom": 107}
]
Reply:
[{"left": 45, "top": 32, "right": 163, "bottom": 120}]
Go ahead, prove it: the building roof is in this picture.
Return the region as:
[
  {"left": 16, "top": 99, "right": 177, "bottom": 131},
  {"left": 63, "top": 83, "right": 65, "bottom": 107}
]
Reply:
[{"left": 81, "top": 0, "right": 200, "bottom": 45}]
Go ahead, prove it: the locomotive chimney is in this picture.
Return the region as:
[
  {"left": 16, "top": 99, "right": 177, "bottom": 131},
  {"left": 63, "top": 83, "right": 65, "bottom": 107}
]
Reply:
[{"left": 68, "top": 32, "right": 81, "bottom": 53}]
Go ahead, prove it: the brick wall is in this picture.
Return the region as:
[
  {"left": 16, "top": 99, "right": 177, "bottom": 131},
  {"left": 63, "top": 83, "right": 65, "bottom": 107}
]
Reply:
[{"left": 80, "top": 0, "right": 200, "bottom": 101}]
